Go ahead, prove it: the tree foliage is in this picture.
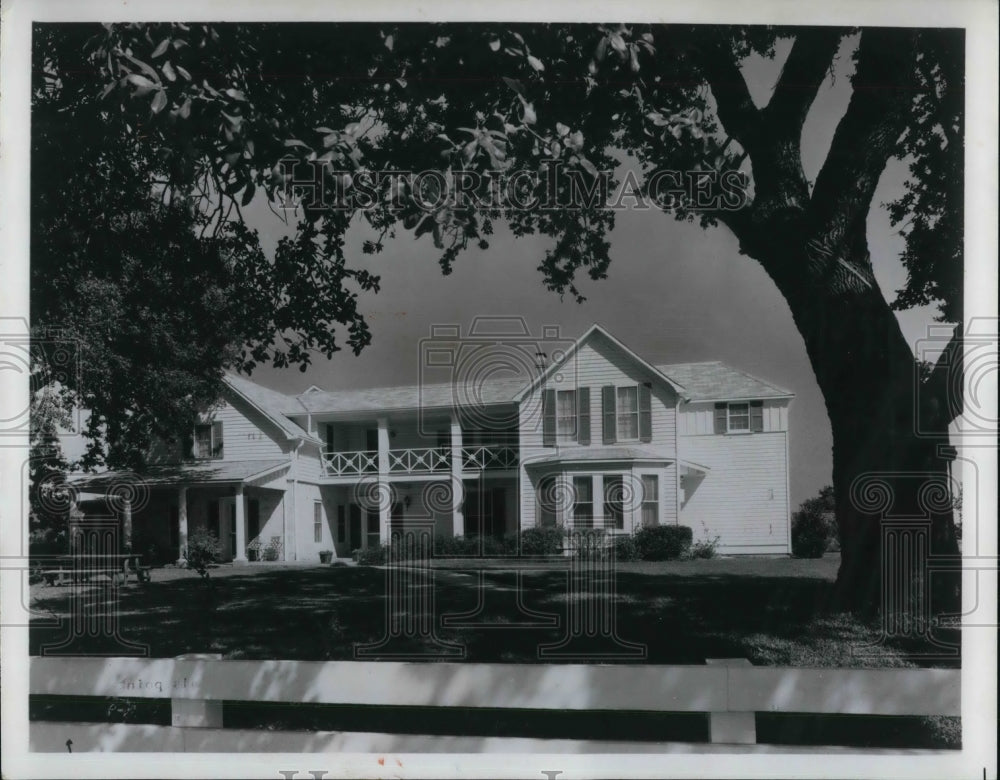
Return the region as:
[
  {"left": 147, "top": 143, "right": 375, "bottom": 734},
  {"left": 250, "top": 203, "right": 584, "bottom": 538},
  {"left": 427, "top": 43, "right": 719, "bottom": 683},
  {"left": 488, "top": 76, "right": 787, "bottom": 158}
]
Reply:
[{"left": 32, "top": 23, "right": 964, "bottom": 609}]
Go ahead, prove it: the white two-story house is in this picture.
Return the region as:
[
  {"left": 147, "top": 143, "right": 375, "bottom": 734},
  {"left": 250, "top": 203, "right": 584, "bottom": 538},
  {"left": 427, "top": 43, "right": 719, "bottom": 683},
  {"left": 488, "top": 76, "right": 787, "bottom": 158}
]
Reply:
[{"left": 70, "top": 324, "right": 794, "bottom": 562}]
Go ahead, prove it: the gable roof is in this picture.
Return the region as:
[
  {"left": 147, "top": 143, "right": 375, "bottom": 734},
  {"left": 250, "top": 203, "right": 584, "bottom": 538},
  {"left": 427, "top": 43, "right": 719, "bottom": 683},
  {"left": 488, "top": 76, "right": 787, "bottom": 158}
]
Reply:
[
  {"left": 655, "top": 361, "right": 793, "bottom": 402},
  {"left": 70, "top": 459, "right": 291, "bottom": 490},
  {"left": 223, "top": 373, "right": 320, "bottom": 443},
  {"left": 513, "top": 323, "right": 689, "bottom": 402}
]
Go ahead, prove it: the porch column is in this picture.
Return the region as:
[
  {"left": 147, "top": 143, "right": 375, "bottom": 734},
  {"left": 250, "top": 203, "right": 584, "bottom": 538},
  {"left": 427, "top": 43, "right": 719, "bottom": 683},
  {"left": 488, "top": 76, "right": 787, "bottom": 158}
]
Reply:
[
  {"left": 121, "top": 499, "right": 133, "bottom": 552},
  {"left": 450, "top": 412, "right": 464, "bottom": 536},
  {"left": 377, "top": 417, "right": 391, "bottom": 545},
  {"left": 177, "top": 487, "right": 188, "bottom": 564},
  {"left": 234, "top": 484, "right": 247, "bottom": 562}
]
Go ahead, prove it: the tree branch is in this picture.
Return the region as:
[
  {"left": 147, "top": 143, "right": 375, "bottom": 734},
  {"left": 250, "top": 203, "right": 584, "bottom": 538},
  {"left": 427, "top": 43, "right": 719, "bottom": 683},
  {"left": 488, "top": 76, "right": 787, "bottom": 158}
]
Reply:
[
  {"left": 683, "top": 29, "right": 763, "bottom": 153},
  {"left": 763, "top": 27, "right": 847, "bottom": 132},
  {"left": 809, "top": 28, "right": 919, "bottom": 249}
]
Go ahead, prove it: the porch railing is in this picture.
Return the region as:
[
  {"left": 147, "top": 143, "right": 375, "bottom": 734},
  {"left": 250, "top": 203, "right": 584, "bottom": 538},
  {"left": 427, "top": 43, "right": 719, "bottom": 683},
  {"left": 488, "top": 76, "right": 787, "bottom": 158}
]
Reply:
[
  {"left": 388, "top": 447, "right": 450, "bottom": 473},
  {"left": 322, "top": 444, "right": 519, "bottom": 477},
  {"left": 462, "top": 445, "right": 519, "bottom": 470},
  {"left": 321, "top": 450, "right": 378, "bottom": 476}
]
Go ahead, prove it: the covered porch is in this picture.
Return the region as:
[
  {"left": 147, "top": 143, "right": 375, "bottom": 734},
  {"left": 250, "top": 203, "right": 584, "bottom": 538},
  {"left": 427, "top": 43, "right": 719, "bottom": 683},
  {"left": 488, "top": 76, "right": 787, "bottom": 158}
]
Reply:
[{"left": 69, "top": 460, "right": 291, "bottom": 564}]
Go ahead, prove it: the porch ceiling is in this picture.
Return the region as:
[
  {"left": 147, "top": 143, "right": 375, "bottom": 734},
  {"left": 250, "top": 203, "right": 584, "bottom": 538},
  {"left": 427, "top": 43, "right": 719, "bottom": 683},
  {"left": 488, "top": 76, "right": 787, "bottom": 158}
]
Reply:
[{"left": 68, "top": 459, "right": 291, "bottom": 491}]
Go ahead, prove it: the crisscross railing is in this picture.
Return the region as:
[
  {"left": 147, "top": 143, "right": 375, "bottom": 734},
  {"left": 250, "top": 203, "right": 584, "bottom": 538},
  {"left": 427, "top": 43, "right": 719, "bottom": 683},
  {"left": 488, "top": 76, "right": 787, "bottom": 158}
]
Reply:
[
  {"left": 387, "top": 447, "right": 450, "bottom": 473},
  {"left": 461, "top": 445, "right": 519, "bottom": 470},
  {"left": 321, "top": 450, "right": 378, "bottom": 476}
]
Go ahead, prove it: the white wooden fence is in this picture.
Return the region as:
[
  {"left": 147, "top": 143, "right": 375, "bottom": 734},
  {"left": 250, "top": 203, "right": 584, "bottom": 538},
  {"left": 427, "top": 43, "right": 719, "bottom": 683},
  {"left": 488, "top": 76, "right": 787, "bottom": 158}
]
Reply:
[{"left": 29, "top": 656, "right": 960, "bottom": 753}]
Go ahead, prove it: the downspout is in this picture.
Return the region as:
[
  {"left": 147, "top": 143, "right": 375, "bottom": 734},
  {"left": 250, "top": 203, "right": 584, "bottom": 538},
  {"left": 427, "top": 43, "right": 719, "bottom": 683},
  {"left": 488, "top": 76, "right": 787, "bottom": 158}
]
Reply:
[{"left": 674, "top": 396, "right": 682, "bottom": 526}]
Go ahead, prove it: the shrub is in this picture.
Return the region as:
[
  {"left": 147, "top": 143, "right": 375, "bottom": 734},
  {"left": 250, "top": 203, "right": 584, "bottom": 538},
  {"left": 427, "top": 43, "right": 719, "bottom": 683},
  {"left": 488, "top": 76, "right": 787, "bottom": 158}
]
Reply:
[
  {"left": 634, "top": 525, "right": 692, "bottom": 560},
  {"left": 687, "top": 521, "right": 720, "bottom": 559},
  {"left": 517, "top": 526, "right": 566, "bottom": 556},
  {"left": 356, "top": 544, "right": 389, "bottom": 566},
  {"left": 611, "top": 533, "right": 641, "bottom": 561},
  {"left": 185, "top": 528, "right": 222, "bottom": 579},
  {"left": 791, "top": 511, "right": 829, "bottom": 558}
]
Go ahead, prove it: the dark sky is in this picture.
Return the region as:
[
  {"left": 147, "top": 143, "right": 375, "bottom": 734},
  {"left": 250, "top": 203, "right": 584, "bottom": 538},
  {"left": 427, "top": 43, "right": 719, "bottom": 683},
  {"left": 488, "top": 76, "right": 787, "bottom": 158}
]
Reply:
[{"left": 238, "top": 35, "right": 939, "bottom": 509}]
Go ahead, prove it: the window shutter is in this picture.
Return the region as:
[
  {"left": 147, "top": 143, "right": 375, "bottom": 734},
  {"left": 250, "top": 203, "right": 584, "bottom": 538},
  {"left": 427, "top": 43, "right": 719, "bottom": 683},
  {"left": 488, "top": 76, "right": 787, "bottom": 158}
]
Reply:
[
  {"left": 181, "top": 430, "right": 194, "bottom": 460},
  {"left": 714, "top": 403, "right": 727, "bottom": 434},
  {"left": 602, "top": 385, "right": 617, "bottom": 444},
  {"left": 577, "top": 387, "right": 591, "bottom": 445},
  {"left": 638, "top": 383, "right": 652, "bottom": 442},
  {"left": 542, "top": 389, "right": 556, "bottom": 446},
  {"left": 211, "top": 420, "right": 224, "bottom": 459},
  {"left": 750, "top": 400, "right": 764, "bottom": 432}
]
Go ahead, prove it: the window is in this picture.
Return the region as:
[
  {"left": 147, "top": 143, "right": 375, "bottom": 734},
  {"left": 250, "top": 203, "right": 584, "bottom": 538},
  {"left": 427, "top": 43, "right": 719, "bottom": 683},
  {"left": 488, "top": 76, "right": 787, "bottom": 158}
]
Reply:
[
  {"left": 313, "top": 502, "right": 323, "bottom": 543},
  {"left": 604, "top": 475, "right": 625, "bottom": 530},
  {"left": 641, "top": 474, "right": 659, "bottom": 528},
  {"left": 616, "top": 386, "right": 639, "bottom": 440},
  {"left": 556, "top": 390, "right": 577, "bottom": 440},
  {"left": 337, "top": 505, "right": 346, "bottom": 543},
  {"left": 537, "top": 475, "right": 558, "bottom": 527},
  {"left": 572, "top": 476, "right": 593, "bottom": 528},
  {"left": 728, "top": 402, "right": 750, "bottom": 432},
  {"left": 192, "top": 421, "right": 223, "bottom": 459}
]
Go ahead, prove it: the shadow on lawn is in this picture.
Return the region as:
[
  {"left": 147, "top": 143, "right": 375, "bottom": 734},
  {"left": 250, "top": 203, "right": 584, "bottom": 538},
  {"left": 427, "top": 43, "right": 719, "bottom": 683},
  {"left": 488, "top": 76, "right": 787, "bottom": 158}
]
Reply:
[{"left": 28, "top": 563, "right": 945, "bottom": 665}]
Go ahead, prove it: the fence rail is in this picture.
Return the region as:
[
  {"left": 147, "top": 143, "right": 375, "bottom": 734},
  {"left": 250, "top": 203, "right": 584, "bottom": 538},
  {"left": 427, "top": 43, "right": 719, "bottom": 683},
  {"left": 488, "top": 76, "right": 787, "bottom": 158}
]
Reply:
[{"left": 29, "top": 656, "right": 960, "bottom": 753}]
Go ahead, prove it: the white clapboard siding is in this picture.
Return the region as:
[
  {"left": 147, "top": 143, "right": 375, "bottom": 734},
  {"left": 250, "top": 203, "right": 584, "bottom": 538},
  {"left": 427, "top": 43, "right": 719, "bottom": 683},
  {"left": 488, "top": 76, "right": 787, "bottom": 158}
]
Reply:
[
  {"left": 207, "top": 397, "right": 288, "bottom": 460},
  {"left": 518, "top": 336, "right": 679, "bottom": 529},
  {"left": 680, "top": 432, "right": 790, "bottom": 553},
  {"left": 677, "top": 399, "right": 789, "bottom": 436}
]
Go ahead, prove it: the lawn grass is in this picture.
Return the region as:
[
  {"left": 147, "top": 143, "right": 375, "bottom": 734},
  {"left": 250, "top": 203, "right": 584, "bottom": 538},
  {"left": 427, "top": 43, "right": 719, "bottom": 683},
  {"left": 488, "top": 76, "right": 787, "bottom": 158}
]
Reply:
[
  {"left": 29, "top": 554, "right": 956, "bottom": 668},
  {"left": 28, "top": 555, "right": 961, "bottom": 749}
]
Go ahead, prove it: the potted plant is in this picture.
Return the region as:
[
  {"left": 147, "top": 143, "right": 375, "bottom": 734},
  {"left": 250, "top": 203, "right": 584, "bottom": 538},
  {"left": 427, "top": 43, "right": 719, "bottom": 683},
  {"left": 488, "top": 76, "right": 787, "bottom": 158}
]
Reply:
[{"left": 319, "top": 549, "right": 333, "bottom": 564}]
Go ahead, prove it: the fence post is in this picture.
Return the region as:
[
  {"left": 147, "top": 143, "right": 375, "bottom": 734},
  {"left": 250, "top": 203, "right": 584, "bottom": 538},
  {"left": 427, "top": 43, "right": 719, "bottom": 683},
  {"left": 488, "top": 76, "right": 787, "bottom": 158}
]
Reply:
[
  {"left": 706, "top": 658, "right": 756, "bottom": 744},
  {"left": 171, "top": 654, "right": 222, "bottom": 728}
]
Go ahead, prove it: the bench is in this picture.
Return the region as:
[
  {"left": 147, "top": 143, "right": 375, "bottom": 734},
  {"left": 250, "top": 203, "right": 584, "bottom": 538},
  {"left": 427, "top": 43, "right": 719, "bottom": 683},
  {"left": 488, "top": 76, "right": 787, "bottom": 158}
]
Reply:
[{"left": 39, "top": 555, "right": 151, "bottom": 586}]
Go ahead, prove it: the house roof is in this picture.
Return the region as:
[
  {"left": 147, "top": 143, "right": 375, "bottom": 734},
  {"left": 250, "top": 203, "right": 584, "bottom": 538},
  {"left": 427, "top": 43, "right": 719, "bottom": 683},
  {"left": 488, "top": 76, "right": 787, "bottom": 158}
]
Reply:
[
  {"left": 223, "top": 373, "right": 320, "bottom": 442},
  {"left": 287, "top": 377, "right": 528, "bottom": 415},
  {"left": 69, "top": 459, "right": 292, "bottom": 490},
  {"left": 513, "top": 323, "right": 689, "bottom": 402},
  {"left": 524, "top": 446, "right": 673, "bottom": 466},
  {"left": 655, "top": 361, "right": 793, "bottom": 402}
]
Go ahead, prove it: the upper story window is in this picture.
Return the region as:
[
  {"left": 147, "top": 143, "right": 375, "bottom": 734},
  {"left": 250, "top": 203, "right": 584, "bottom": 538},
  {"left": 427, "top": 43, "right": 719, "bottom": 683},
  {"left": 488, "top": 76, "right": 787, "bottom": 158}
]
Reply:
[
  {"left": 728, "top": 402, "right": 750, "bottom": 432},
  {"left": 713, "top": 401, "right": 764, "bottom": 434},
  {"left": 602, "top": 383, "right": 651, "bottom": 444},
  {"left": 616, "top": 386, "right": 639, "bottom": 440},
  {"left": 193, "top": 421, "right": 223, "bottom": 459},
  {"left": 556, "top": 390, "right": 577, "bottom": 441}
]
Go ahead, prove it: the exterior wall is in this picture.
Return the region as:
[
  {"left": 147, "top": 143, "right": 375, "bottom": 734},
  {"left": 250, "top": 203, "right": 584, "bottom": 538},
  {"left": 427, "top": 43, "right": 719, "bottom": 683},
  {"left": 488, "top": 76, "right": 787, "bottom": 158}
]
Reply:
[
  {"left": 678, "top": 430, "right": 790, "bottom": 554},
  {"left": 209, "top": 396, "right": 289, "bottom": 460},
  {"left": 294, "top": 481, "right": 329, "bottom": 563},
  {"left": 518, "top": 334, "right": 679, "bottom": 530},
  {"left": 677, "top": 399, "right": 789, "bottom": 435},
  {"left": 145, "top": 392, "right": 290, "bottom": 464}
]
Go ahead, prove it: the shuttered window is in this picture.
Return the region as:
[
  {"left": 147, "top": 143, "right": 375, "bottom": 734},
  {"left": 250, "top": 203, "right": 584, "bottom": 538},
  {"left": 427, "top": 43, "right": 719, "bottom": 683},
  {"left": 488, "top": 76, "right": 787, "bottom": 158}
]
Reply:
[
  {"left": 616, "top": 386, "right": 639, "bottom": 440},
  {"left": 556, "top": 390, "right": 577, "bottom": 440},
  {"left": 193, "top": 421, "right": 224, "bottom": 459},
  {"left": 750, "top": 400, "right": 764, "bottom": 432},
  {"left": 728, "top": 403, "right": 750, "bottom": 432}
]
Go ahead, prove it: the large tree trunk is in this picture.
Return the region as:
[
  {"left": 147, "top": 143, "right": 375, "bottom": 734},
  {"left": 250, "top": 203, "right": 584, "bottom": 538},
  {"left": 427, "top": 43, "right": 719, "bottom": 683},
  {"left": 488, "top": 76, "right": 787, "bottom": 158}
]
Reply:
[{"left": 749, "top": 224, "right": 960, "bottom": 617}]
